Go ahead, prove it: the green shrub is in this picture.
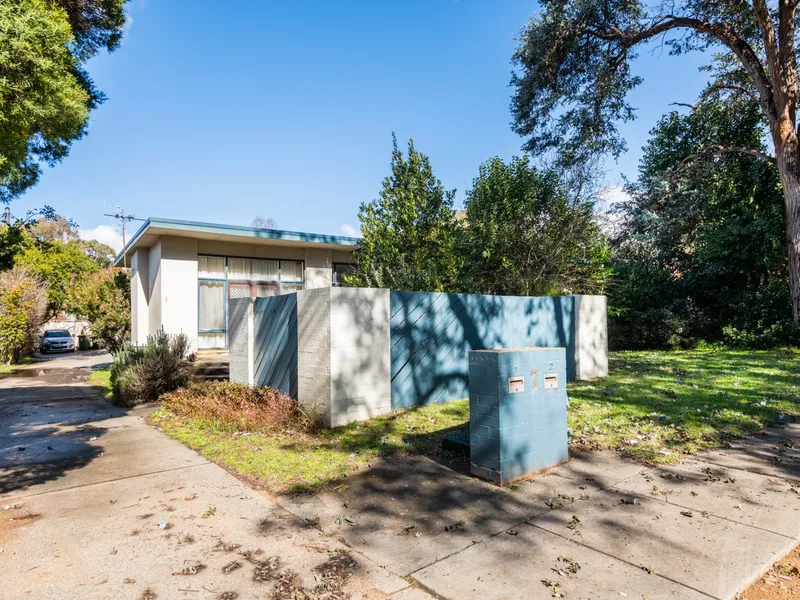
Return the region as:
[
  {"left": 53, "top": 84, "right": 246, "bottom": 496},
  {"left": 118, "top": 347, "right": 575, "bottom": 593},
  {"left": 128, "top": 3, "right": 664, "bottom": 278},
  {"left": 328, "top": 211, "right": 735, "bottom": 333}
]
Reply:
[
  {"left": 160, "top": 380, "right": 317, "bottom": 433},
  {"left": 110, "top": 330, "right": 190, "bottom": 406},
  {"left": 0, "top": 268, "right": 47, "bottom": 364}
]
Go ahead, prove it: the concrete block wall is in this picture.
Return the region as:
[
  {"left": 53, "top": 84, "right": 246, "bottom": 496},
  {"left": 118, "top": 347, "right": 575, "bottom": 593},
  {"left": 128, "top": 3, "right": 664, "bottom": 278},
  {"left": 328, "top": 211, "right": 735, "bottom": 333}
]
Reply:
[
  {"left": 228, "top": 298, "right": 253, "bottom": 386},
  {"left": 297, "top": 288, "right": 332, "bottom": 424},
  {"left": 229, "top": 289, "right": 608, "bottom": 428}
]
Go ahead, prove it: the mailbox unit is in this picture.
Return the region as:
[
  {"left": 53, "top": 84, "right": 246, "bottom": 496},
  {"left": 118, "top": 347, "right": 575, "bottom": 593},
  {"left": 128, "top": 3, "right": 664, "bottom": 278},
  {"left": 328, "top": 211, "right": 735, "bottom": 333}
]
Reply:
[{"left": 468, "top": 347, "right": 569, "bottom": 485}]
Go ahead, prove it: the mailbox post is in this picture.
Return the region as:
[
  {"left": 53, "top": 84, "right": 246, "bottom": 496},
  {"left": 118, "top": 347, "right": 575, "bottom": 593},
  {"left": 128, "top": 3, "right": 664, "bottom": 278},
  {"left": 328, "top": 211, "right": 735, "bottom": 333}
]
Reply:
[{"left": 468, "top": 347, "right": 569, "bottom": 485}]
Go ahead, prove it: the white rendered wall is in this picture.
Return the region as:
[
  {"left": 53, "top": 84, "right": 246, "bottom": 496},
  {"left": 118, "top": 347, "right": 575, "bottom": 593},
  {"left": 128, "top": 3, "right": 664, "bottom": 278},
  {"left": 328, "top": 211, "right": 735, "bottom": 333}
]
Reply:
[
  {"left": 147, "top": 240, "right": 162, "bottom": 338},
  {"left": 329, "top": 287, "right": 391, "bottom": 427},
  {"left": 130, "top": 248, "right": 150, "bottom": 345},
  {"left": 159, "top": 236, "right": 199, "bottom": 351},
  {"left": 573, "top": 295, "right": 609, "bottom": 379},
  {"left": 304, "top": 248, "right": 333, "bottom": 289}
]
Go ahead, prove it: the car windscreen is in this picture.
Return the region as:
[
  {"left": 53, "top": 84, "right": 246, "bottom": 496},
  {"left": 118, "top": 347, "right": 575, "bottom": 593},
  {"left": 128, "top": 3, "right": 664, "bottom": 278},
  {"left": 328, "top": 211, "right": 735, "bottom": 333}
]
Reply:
[{"left": 44, "top": 330, "right": 70, "bottom": 338}]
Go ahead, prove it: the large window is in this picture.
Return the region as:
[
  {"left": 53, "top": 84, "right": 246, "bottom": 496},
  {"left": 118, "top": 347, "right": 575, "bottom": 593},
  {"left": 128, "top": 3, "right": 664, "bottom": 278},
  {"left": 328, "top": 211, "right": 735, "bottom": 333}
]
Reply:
[{"left": 197, "top": 255, "right": 305, "bottom": 349}]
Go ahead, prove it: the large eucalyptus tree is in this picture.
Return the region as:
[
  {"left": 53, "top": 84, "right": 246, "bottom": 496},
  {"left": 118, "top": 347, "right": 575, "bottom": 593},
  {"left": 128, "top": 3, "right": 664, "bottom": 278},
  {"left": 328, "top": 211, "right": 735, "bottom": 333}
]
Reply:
[{"left": 511, "top": 1, "right": 800, "bottom": 321}]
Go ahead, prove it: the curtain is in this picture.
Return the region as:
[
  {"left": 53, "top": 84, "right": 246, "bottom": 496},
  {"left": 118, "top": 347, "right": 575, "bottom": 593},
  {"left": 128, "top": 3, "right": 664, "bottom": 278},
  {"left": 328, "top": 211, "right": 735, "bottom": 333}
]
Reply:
[
  {"left": 251, "top": 259, "right": 279, "bottom": 281},
  {"left": 280, "top": 261, "right": 303, "bottom": 282},
  {"left": 228, "top": 258, "right": 251, "bottom": 280},
  {"left": 199, "top": 281, "right": 225, "bottom": 330},
  {"left": 198, "top": 256, "right": 225, "bottom": 279}
]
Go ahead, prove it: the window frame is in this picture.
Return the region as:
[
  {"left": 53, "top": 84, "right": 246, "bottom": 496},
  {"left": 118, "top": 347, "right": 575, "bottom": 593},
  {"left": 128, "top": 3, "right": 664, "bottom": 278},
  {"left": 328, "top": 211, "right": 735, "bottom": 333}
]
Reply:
[{"left": 196, "top": 254, "right": 306, "bottom": 336}]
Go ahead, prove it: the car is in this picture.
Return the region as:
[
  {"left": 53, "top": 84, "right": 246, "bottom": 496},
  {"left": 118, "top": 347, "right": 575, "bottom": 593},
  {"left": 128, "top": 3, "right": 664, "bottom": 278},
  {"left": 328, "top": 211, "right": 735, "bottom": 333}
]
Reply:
[{"left": 40, "top": 329, "right": 76, "bottom": 354}]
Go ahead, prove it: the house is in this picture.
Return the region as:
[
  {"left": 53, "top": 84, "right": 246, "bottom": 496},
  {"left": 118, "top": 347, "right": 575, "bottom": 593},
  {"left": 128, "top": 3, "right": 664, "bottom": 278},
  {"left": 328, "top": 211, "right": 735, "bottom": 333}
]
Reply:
[{"left": 113, "top": 218, "right": 358, "bottom": 351}]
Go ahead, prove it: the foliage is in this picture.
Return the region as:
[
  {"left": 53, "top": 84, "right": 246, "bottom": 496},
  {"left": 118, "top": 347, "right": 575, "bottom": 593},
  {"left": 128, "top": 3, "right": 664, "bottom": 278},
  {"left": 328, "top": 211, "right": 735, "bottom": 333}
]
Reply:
[
  {"left": 347, "top": 135, "right": 462, "bottom": 292},
  {"left": 151, "top": 396, "right": 470, "bottom": 493},
  {"left": 161, "top": 381, "right": 315, "bottom": 433},
  {"left": 67, "top": 268, "right": 130, "bottom": 352},
  {"left": 569, "top": 349, "right": 799, "bottom": 464},
  {"left": 462, "top": 156, "right": 611, "bottom": 296},
  {"left": 510, "top": 1, "right": 800, "bottom": 322},
  {"left": 15, "top": 239, "right": 100, "bottom": 314},
  {"left": 110, "top": 330, "right": 191, "bottom": 406},
  {"left": 0, "top": 0, "right": 126, "bottom": 201},
  {"left": 0, "top": 222, "right": 33, "bottom": 271},
  {"left": 0, "top": 268, "right": 47, "bottom": 364},
  {"left": 609, "top": 99, "right": 797, "bottom": 348}
]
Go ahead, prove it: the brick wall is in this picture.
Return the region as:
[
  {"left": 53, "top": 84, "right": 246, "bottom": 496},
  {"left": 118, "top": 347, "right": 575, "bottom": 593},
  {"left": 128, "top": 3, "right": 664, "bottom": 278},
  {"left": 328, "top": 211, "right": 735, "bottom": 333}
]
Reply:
[
  {"left": 228, "top": 298, "right": 251, "bottom": 385},
  {"left": 297, "top": 287, "right": 332, "bottom": 423}
]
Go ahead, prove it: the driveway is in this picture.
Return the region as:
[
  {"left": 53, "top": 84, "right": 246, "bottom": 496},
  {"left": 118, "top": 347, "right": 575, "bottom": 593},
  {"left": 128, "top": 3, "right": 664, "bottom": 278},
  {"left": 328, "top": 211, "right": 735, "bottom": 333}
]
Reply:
[{"left": 0, "top": 355, "right": 423, "bottom": 600}]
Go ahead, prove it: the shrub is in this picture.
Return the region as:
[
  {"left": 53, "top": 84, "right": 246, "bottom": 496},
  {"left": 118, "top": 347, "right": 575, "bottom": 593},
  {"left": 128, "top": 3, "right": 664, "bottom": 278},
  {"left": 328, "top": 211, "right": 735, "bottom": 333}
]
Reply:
[
  {"left": 160, "top": 381, "right": 317, "bottom": 433},
  {"left": 0, "top": 268, "right": 47, "bottom": 364},
  {"left": 110, "top": 330, "right": 190, "bottom": 406},
  {"left": 68, "top": 268, "right": 130, "bottom": 353}
]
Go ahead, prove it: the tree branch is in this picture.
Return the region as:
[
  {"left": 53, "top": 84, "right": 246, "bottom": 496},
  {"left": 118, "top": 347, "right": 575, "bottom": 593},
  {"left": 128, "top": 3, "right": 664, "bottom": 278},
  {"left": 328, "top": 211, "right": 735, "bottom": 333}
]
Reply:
[
  {"left": 673, "top": 144, "right": 776, "bottom": 175},
  {"left": 584, "top": 16, "right": 778, "bottom": 123},
  {"left": 670, "top": 83, "right": 761, "bottom": 111}
]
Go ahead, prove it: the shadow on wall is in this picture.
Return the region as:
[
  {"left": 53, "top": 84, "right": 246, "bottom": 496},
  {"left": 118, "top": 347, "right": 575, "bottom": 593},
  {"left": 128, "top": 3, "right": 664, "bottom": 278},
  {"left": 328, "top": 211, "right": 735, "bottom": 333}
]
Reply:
[{"left": 390, "top": 291, "right": 576, "bottom": 410}]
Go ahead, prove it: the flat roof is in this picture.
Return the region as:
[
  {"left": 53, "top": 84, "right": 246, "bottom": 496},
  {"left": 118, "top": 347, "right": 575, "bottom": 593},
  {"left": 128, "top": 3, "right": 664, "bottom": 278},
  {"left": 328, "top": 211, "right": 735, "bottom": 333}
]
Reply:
[{"left": 113, "top": 217, "right": 359, "bottom": 267}]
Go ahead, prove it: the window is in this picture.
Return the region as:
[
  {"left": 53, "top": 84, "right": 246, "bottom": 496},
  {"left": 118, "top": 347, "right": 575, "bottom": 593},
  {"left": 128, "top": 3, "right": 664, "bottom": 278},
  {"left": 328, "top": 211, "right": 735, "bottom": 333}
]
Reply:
[
  {"left": 332, "top": 263, "right": 354, "bottom": 287},
  {"left": 199, "top": 256, "right": 225, "bottom": 279},
  {"left": 199, "top": 281, "right": 225, "bottom": 331},
  {"left": 280, "top": 261, "right": 303, "bottom": 282},
  {"left": 197, "top": 254, "right": 305, "bottom": 349}
]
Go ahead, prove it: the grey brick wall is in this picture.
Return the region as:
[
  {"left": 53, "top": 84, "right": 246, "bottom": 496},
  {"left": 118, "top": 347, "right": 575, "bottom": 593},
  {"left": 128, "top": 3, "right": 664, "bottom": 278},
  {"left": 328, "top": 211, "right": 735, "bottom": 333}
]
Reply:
[
  {"left": 297, "top": 287, "right": 332, "bottom": 424},
  {"left": 228, "top": 298, "right": 251, "bottom": 384}
]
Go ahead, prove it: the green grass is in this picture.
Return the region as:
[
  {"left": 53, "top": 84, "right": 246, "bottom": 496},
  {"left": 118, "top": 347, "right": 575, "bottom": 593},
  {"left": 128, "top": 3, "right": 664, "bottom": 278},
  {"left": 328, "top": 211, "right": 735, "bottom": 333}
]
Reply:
[
  {"left": 152, "top": 349, "right": 800, "bottom": 493},
  {"left": 151, "top": 398, "right": 469, "bottom": 493},
  {"left": 88, "top": 369, "right": 113, "bottom": 399},
  {"left": 568, "top": 349, "right": 800, "bottom": 462}
]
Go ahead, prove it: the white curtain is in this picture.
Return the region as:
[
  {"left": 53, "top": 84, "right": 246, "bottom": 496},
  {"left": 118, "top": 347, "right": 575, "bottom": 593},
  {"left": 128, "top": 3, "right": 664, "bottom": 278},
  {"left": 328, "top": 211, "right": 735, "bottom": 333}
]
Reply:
[
  {"left": 228, "top": 258, "right": 251, "bottom": 280},
  {"left": 251, "top": 259, "right": 279, "bottom": 281},
  {"left": 280, "top": 261, "right": 303, "bottom": 282},
  {"left": 199, "top": 281, "right": 225, "bottom": 330},
  {"left": 198, "top": 256, "right": 225, "bottom": 279}
]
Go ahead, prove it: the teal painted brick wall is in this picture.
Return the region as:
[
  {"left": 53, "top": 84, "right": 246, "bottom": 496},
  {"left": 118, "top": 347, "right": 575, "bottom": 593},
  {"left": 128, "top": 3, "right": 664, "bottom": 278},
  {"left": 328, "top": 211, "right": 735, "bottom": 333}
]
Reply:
[
  {"left": 390, "top": 291, "right": 576, "bottom": 410},
  {"left": 469, "top": 348, "right": 569, "bottom": 485}
]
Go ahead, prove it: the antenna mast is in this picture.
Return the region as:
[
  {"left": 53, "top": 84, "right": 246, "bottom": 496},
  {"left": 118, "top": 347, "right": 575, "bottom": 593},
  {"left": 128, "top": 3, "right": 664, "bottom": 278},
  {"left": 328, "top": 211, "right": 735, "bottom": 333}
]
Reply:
[{"left": 104, "top": 205, "right": 144, "bottom": 268}]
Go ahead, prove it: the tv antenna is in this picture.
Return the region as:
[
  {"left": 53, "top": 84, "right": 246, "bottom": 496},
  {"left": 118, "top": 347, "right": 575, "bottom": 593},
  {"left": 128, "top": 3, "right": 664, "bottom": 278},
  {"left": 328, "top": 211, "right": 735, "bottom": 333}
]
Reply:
[{"left": 104, "top": 205, "right": 145, "bottom": 268}]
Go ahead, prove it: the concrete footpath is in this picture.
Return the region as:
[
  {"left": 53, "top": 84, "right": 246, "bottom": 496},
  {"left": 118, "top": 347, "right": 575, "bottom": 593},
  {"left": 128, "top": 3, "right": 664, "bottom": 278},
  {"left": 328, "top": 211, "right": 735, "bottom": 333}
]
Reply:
[
  {"left": 1, "top": 354, "right": 798, "bottom": 599},
  {"left": 280, "top": 428, "right": 800, "bottom": 600}
]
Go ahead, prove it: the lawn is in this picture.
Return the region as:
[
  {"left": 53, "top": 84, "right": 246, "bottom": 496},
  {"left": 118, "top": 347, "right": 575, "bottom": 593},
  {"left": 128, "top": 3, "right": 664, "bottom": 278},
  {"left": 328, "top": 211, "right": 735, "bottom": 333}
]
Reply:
[
  {"left": 152, "top": 349, "right": 800, "bottom": 493},
  {"left": 88, "top": 369, "right": 113, "bottom": 399},
  {"left": 0, "top": 357, "right": 34, "bottom": 377}
]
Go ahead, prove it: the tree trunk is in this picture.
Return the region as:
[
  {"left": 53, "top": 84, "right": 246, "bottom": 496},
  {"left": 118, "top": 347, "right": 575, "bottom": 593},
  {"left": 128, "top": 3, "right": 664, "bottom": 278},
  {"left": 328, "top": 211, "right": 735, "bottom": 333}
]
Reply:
[{"left": 775, "top": 146, "right": 800, "bottom": 322}]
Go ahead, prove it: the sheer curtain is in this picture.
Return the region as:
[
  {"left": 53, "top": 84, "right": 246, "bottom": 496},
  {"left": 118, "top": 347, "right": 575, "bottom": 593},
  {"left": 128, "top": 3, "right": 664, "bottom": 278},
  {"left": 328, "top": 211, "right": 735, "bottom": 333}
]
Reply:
[{"left": 199, "top": 281, "right": 225, "bottom": 330}]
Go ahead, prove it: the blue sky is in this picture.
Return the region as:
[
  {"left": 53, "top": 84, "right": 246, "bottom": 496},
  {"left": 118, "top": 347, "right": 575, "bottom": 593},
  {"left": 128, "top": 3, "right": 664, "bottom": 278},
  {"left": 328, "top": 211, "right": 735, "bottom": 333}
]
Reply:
[{"left": 14, "top": 0, "right": 711, "bottom": 249}]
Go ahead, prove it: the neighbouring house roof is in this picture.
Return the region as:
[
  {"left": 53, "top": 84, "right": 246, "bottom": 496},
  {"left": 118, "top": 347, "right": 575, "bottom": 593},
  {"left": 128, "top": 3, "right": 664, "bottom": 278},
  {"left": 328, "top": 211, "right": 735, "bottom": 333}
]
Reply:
[{"left": 113, "top": 217, "right": 360, "bottom": 267}]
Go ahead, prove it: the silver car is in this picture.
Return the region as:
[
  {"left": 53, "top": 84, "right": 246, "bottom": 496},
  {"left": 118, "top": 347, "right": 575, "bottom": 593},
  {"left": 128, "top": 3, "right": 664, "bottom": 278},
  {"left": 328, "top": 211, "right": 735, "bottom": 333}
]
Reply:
[{"left": 40, "top": 329, "right": 76, "bottom": 353}]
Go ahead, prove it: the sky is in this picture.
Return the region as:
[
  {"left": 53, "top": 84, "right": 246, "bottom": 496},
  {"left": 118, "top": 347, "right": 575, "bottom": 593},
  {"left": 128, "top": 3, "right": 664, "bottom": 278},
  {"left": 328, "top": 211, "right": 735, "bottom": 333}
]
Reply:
[{"left": 13, "top": 0, "right": 713, "bottom": 251}]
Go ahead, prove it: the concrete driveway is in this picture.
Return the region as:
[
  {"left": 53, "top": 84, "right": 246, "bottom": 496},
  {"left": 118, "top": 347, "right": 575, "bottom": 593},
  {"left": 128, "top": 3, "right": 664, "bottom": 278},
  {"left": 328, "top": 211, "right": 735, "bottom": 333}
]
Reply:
[{"left": 0, "top": 354, "right": 423, "bottom": 600}]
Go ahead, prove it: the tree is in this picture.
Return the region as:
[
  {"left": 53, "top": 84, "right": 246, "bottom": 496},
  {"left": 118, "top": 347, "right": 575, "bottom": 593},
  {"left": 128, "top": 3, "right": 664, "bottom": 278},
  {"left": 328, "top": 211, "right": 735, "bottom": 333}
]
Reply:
[
  {"left": 0, "top": 0, "right": 126, "bottom": 202},
  {"left": 68, "top": 268, "right": 130, "bottom": 353},
  {"left": 251, "top": 216, "right": 277, "bottom": 229},
  {"left": 0, "top": 267, "right": 47, "bottom": 364},
  {"left": 347, "top": 135, "right": 462, "bottom": 292},
  {"left": 15, "top": 240, "right": 100, "bottom": 314},
  {"left": 463, "top": 156, "right": 611, "bottom": 296},
  {"left": 511, "top": 0, "right": 800, "bottom": 322},
  {"left": 611, "top": 97, "right": 794, "bottom": 347}
]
